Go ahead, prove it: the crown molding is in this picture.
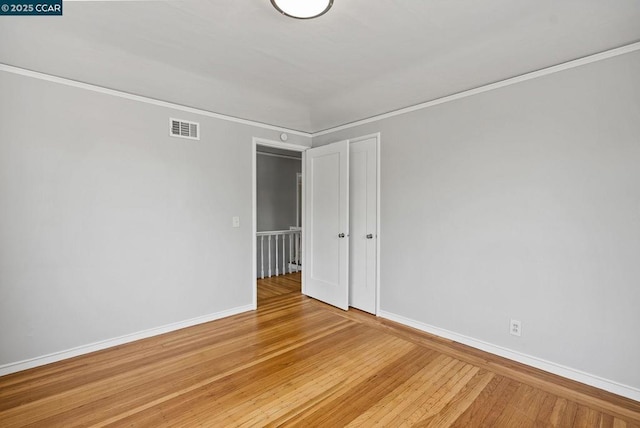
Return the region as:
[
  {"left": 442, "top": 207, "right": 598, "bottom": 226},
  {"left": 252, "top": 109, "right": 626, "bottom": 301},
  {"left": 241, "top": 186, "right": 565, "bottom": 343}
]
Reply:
[
  {"left": 312, "top": 41, "right": 640, "bottom": 137},
  {"left": 3, "top": 40, "right": 639, "bottom": 139},
  {"left": 0, "top": 63, "right": 312, "bottom": 138}
]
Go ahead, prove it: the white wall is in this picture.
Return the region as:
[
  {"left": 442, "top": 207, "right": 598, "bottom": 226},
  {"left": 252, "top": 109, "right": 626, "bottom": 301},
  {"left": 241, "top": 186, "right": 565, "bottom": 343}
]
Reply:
[
  {"left": 314, "top": 50, "right": 640, "bottom": 393},
  {"left": 0, "top": 70, "right": 310, "bottom": 369}
]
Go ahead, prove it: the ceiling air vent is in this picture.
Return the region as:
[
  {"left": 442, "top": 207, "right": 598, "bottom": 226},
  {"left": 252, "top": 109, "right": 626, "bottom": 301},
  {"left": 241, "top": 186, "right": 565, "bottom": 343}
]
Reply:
[{"left": 169, "top": 118, "right": 200, "bottom": 140}]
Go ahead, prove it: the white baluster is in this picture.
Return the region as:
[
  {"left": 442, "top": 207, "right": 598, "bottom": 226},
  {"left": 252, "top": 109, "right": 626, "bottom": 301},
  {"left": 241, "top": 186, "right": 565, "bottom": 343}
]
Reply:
[
  {"left": 282, "top": 234, "right": 286, "bottom": 275},
  {"left": 268, "top": 235, "right": 272, "bottom": 278},
  {"left": 260, "top": 236, "right": 265, "bottom": 279},
  {"left": 288, "top": 233, "right": 293, "bottom": 274},
  {"left": 275, "top": 234, "right": 279, "bottom": 276}
]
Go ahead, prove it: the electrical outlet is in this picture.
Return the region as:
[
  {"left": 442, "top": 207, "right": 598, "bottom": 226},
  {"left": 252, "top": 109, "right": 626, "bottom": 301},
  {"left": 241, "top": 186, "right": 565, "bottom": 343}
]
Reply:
[
  {"left": 232, "top": 216, "right": 240, "bottom": 228},
  {"left": 510, "top": 319, "right": 522, "bottom": 337}
]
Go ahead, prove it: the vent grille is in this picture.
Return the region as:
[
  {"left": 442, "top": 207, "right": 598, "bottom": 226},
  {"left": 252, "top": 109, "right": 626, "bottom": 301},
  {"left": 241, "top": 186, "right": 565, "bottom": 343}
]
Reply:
[{"left": 169, "top": 118, "right": 200, "bottom": 140}]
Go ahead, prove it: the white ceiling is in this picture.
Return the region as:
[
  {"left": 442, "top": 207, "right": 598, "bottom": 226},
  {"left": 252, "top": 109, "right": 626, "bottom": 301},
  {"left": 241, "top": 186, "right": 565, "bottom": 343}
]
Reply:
[{"left": 1, "top": 0, "right": 639, "bottom": 133}]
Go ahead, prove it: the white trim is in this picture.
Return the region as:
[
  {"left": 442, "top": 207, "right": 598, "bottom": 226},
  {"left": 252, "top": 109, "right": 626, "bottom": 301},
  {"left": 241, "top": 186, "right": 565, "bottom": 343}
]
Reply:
[
  {"left": 0, "top": 304, "right": 254, "bottom": 377},
  {"left": 378, "top": 310, "right": 640, "bottom": 402},
  {"left": 252, "top": 140, "right": 258, "bottom": 306},
  {"left": 4, "top": 42, "right": 638, "bottom": 138},
  {"left": 312, "top": 41, "right": 640, "bottom": 137},
  {"left": 253, "top": 137, "right": 309, "bottom": 152},
  {"left": 256, "top": 151, "right": 302, "bottom": 161},
  {"left": 0, "top": 63, "right": 312, "bottom": 138},
  {"left": 375, "top": 134, "right": 382, "bottom": 316}
]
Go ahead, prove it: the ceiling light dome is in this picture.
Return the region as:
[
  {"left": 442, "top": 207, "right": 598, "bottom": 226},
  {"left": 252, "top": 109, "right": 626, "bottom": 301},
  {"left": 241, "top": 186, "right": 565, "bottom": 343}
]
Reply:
[{"left": 270, "top": 0, "right": 333, "bottom": 19}]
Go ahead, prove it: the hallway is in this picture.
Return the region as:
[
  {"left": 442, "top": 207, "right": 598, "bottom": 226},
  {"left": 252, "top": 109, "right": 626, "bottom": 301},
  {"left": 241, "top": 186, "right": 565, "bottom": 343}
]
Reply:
[{"left": 258, "top": 271, "right": 301, "bottom": 303}]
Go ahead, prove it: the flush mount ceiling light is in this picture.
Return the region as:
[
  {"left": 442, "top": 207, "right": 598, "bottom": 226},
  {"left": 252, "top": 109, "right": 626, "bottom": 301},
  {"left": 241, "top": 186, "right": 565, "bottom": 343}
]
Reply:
[{"left": 270, "top": 0, "right": 334, "bottom": 19}]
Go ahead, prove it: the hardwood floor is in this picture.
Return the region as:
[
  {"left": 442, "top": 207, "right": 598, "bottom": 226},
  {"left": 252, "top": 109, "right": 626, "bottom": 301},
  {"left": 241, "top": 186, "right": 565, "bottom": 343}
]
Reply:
[{"left": 1, "top": 272, "right": 638, "bottom": 427}]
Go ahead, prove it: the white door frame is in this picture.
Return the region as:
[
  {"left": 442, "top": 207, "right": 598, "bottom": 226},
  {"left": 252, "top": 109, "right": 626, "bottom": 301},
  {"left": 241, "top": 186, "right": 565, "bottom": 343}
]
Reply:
[{"left": 252, "top": 137, "right": 308, "bottom": 309}]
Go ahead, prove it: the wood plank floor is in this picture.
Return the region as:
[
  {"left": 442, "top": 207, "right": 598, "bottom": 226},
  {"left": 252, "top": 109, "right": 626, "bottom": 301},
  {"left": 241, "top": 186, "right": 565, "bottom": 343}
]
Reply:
[{"left": 1, "top": 272, "right": 639, "bottom": 427}]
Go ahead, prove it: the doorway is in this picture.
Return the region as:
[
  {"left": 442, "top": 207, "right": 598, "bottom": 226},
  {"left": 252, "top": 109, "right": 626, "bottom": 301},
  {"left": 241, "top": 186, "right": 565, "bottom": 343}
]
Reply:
[
  {"left": 252, "top": 138, "right": 307, "bottom": 309},
  {"left": 252, "top": 134, "right": 380, "bottom": 314}
]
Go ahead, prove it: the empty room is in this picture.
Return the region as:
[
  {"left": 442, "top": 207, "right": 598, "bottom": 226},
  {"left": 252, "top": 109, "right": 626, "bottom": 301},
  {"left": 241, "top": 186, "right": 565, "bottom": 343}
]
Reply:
[{"left": 1, "top": 1, "right": 639, "bottom": 426}]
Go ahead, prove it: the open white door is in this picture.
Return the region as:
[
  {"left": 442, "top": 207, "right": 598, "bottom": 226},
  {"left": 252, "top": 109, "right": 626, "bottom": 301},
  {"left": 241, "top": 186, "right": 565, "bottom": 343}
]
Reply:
[{"left": 304, "top": 140, "right": 349, "bottom": 310}]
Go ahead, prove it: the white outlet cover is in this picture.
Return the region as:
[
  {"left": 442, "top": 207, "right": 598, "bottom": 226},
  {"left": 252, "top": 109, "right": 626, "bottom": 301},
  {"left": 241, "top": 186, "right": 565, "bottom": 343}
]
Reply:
[
  {"left": 510, "top": 319, "right": 522, "bottom": 337},
  {"left": 232, "top": 216, "right": 240, "bottom": 228}
]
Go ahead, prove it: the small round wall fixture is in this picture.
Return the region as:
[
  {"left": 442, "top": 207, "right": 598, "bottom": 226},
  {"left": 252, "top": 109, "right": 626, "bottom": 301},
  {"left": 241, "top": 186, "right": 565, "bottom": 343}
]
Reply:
[{"left": 270, "top": 0, "right": 333, "bottom": 19}]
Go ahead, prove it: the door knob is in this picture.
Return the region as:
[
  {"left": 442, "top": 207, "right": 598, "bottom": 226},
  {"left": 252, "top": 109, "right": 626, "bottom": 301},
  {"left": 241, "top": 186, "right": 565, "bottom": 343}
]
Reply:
[
  {"left": 366, "top": 234, "right": 374, "bottom": 239},
  {"left": 338, "top": 233, "right": 345, "bottom": 238}
]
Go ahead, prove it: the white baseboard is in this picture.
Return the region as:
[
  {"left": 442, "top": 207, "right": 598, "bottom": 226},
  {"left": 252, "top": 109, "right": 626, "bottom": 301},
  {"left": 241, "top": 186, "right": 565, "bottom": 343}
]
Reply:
[
  {"left": 378, "top": 310, "right": 640, "bottom": 402},
  {"left": 0, "top": 304, "right": 255, "bottom": 377}
]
